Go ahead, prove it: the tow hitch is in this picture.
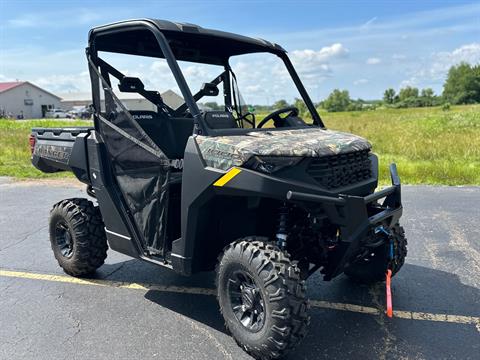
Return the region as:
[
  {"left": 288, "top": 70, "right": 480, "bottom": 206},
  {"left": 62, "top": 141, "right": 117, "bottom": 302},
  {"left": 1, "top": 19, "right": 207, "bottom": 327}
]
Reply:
[
  {"left": 386, "top": 269, "right": 393, "bottom": 318},
  {"left": 385, "top": 229, "right": 395, "bottom": 318}
]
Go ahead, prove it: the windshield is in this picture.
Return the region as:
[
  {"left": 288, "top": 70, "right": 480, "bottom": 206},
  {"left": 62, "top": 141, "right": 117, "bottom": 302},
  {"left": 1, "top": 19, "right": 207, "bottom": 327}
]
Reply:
[
  {"left": 228, "top": 53, "right": 314, "bottom": 122},
  {"left": 96, "top": 50, "right": 321, "bottom": 131},
  {"left": 177, "top": 52, "right": 319, "bottom": 128}
]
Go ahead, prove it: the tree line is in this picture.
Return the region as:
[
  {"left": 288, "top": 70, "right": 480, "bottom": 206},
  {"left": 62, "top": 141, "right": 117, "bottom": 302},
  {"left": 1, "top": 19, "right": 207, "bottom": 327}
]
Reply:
[{"left": 319, "top": 62, "right": 480, "bottom": 112}]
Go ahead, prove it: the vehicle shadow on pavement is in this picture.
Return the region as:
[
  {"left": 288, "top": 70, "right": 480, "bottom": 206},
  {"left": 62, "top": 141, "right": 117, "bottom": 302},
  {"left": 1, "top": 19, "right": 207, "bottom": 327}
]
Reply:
[
  {"left": 136, "top": 263, "right": 479, "bottom": 359},
  {"left": 145, "top": 290, "right": 228, "bottom": 334}
]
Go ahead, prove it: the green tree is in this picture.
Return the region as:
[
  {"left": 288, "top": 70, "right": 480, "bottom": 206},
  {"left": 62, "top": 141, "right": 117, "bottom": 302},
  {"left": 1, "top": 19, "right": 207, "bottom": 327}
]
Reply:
[
  {"left": 420, "top": 88, "right": 435, "bottom": 106},
  {"left": 293, "top": 98, "right": 308, "bottom": 116},
  {"left": 383, "top": 88, "right": 396, "bottom": 104},
  {"left": 443, "top": 63, "right": 480, "bottom": 104},
  {"left": 323, "top": 89, "right": 351, "bottom": 112},
  {"left": 392, "top": 86, "right": 422, "bottom": 108},
  {"left": 398, "top": 86, "right": 419, "bottom": 102},
  {"left": 421, "top": 88, "right": 434, "bottom": 98},
  {"left": 273, "top": 99, "right": 289, "bottom": 109},
  {"left": 203, "top": 101, "right": 220, "bottom": 110}
]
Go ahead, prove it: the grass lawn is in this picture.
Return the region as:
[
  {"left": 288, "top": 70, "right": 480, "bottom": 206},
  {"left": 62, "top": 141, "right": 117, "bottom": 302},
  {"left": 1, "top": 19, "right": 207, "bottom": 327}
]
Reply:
[
  {"left": 0, "top": 119, "right": 93, "bottom": 179},
  {"left": 0, "top": 104, "right": 479, "bottom": 185},
  {"left": 320, "top": 105, "right": 479, "bottom": 185}
]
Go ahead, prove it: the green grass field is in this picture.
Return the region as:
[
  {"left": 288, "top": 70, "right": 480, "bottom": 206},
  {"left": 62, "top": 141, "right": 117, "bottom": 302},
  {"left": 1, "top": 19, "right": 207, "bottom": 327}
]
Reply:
[
  {"left": 320, "top": 105, "right": 479, "bottom": 185},
  {"left": 0, "top": 104, "right": 479, "bottom": 185},
  {"left": 0, "top": 119, "right": 93, "bottom": 178}
]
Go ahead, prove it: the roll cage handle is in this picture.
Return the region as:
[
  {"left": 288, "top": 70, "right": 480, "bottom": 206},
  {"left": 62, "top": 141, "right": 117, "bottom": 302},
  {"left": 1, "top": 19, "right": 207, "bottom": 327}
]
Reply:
[
  {"left": 174, "top": 71, "right": 227, "bottom": 116},
  {"left": 95, "top": 57, "right": 175, "bottom": 116}
]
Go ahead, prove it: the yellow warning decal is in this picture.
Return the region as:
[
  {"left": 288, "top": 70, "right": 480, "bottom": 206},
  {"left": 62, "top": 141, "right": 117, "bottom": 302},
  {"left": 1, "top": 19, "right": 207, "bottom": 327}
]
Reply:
[{"left": 213, "top": 167, "right": 242, "bottom": 187}]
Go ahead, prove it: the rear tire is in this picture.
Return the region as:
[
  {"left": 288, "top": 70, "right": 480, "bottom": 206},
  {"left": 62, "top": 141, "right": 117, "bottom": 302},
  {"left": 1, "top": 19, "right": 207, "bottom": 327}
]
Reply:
[
  {"left": 344, "top": 224, "right": 407, "bottom": 284},
  {"left": 216, "top": 237, "right": 309, "bottom": 359},
  {"left": 49, "top": 198, "right": 108, "bottom": 277}
]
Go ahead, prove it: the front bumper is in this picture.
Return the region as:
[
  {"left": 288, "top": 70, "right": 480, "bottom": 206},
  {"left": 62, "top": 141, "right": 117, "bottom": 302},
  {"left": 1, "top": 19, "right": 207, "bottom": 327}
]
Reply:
[{"left": 286, "top": 163, "right": 402, "bottom": 280}]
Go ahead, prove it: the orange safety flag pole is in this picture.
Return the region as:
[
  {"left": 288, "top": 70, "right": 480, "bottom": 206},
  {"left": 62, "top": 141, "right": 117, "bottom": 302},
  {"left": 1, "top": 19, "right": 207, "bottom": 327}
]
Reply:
[{"left": 386, "top": 269, "right": 393, "bottom": 318}]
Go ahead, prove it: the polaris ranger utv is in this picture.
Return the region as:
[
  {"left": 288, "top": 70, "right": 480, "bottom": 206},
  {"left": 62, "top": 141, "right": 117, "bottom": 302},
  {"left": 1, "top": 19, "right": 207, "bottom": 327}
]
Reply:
[{"left": 30, "top": 19, "right": 407, "bottom": 359}]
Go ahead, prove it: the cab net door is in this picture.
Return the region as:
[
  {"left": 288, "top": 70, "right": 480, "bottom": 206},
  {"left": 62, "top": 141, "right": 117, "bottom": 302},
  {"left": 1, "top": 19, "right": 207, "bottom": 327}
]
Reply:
[{"left": 89, "top": 58, "right": 172, "bottom": 255}]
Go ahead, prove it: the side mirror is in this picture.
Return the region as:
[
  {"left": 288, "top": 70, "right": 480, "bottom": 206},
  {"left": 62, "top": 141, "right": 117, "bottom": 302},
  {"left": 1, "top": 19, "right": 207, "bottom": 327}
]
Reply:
[
  {"left": 119, "top": 77, "right": 145, "bottom": 93},
  {"left": 201, "top": 82, "right": 219, "bottom": 96}
]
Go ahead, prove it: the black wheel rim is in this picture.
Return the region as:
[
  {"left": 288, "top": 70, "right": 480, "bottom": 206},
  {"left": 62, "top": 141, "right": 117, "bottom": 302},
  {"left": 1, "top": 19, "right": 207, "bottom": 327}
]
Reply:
[
  {"left": 227, "top": 270, "right": 266, "bottom": 332},
  {"left": 55, "top": 222, "right": 74, "bottom": 258}
]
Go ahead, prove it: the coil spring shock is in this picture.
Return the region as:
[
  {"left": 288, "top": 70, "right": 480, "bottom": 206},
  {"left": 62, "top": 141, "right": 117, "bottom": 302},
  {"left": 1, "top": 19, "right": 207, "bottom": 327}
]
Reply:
[{"left": 276, "top": 203, "right": 290, "bottom": 249}]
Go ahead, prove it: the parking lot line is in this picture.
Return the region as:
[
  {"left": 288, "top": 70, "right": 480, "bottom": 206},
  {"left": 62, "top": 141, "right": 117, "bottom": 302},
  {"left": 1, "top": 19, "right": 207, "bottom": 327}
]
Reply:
[{"left": 1, "top": 268, "right": 479, "bottom": 331}]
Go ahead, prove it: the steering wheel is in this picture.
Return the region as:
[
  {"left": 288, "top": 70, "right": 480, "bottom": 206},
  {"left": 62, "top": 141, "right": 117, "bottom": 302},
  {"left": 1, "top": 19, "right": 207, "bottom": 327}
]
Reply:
[{"left": 256, "top": 106, "right": 299, "bottom": 128}]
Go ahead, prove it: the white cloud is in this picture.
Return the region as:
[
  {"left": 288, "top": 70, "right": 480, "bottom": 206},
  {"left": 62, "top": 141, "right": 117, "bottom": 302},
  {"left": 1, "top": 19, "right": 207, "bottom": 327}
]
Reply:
[
  {"left": 399, "top": 78, "right": 418, "bottom": 89},
  {"left": 291, "top": 43, "right": 348, "bottom": 62},
  {"left": 147, "top": 60, "right": 179, "bottom": 90},
  {"left": 7, "top": 15, "right": 36, "bottom": 28},
  {"left": 183, "top": 65, "right": 210, "bottom": 78},
  {"left": 33, "top": 72, "right": 91, "bottom": 93},
  {"left": 361, "top": 16, "right": 378, "bottom": 28},
  {"left": 451, "top": 42, "right": 480, "bottom": 59},
  {"left": 392, "top": 54, "right": 407, "bottom": 60},
  {"left": 400, "top": 42, "right": 480, "bottom": 88},
  {"left": 246, "top": 85, "right": 261, "bottom": 93},
  {"left": 433, "top": 42, "right": 480, "bottom": 72},
  {"left": 288, "top": 44, "right": 348, "bottom": 81},
  {"left": 354, "top": 79, "right": 369, "bottom": 85},
  {"left": 150, "top": 61, "right": 169, "bottom": 73},
  {"left": 0, "top": 74, "right": 15, "bottom": 82},
  {"left": 366, "top": 57, "right": 381, "bottom": 65},
  {"left": 225, "top": 45, "right": 348, "bottom": 104}
]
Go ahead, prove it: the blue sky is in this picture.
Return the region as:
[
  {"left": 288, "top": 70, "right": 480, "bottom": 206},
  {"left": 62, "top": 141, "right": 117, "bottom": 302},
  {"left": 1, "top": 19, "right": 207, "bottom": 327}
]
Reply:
[{"left": 1, "top": 0, "right": 479, "bottom": 103}]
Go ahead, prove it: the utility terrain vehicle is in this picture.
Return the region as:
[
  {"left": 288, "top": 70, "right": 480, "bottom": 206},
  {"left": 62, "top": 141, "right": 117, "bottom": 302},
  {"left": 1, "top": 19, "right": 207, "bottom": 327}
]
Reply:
[{"left": 31, "top": 19, "right": 407, "bottom": 359}]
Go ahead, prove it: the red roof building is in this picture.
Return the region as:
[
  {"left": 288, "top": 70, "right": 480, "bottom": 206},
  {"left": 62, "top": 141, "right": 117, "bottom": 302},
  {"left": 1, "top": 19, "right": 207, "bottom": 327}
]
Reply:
[
  {"left": 0, "top": 82, "right": 26, "bottom": 93},
  {"left": 0, "top": 81, "right": 61, "bottom": 119}
]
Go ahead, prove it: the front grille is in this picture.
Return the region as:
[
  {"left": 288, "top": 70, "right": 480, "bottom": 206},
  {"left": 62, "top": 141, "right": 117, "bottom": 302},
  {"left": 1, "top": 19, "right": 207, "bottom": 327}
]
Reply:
[{"left": 306, "top": 150, "right": 372, "bottom": 189}]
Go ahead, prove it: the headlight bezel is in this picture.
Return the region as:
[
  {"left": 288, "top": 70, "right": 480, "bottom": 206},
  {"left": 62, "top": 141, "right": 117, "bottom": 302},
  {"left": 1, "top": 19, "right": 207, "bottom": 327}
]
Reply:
[{"left": 243, "top": 155, "right": 302, "bottom": 174}]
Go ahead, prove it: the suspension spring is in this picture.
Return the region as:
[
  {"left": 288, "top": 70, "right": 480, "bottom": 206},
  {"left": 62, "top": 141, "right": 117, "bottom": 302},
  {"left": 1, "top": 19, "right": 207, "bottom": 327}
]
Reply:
[{"left": 276, "top": 203, "right": 290, "bottom": 249}]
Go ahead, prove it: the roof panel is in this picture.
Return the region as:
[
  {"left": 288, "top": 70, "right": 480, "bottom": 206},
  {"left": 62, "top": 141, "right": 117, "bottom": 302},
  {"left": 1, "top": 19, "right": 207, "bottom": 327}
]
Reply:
[
  {"left": 0, "top": 82, "right": 25, "bottom": 93},
  {"left": 89, "top": 18, "right": 285, "bottom": 64}
]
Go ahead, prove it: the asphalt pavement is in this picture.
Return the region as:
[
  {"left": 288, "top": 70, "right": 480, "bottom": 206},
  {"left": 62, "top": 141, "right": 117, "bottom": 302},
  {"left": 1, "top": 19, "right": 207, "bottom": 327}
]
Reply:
[{"left": 0, "top": 177, "right": 479, "bottom": 359}]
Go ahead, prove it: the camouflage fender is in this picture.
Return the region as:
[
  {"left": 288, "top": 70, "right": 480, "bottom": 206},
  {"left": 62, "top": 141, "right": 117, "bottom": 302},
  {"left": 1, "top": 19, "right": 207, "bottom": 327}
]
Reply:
[{"left": 195, "top": 128, "right": 372, "bottom": 171}]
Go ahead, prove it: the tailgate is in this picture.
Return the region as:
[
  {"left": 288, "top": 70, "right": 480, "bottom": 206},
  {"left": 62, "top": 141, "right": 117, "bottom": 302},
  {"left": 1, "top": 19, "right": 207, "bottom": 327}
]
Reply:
[{"left": 31, "top": 127, "right": 92, "bottom": 173}]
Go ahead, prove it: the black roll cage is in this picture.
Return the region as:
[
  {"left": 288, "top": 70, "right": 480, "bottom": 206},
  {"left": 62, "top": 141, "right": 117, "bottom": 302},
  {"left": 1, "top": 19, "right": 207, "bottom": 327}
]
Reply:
[{"left": 87, "top": 18, "right": 325, "bottom": 136}]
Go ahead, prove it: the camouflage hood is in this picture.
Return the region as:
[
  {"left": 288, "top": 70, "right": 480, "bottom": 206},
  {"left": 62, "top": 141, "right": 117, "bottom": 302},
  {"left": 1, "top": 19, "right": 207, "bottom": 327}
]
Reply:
[{"left": 196, "top": 128, "right": 371, "bottom": 171}]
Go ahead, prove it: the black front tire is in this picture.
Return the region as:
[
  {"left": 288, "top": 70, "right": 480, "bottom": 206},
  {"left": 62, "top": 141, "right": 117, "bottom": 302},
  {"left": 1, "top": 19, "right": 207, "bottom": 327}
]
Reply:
[
  {"left": 49, "top": 198, "right": 108, "bottom": 277},
  {"left": 216, "top": 237, "right": 309, "bottom": 360},
  {"left": 344, "top": 224, "right": 407, "bottom": 284}
]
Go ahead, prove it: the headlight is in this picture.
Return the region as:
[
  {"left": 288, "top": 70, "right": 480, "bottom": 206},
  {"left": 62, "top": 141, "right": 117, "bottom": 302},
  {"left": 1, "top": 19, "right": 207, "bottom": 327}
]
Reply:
[{"left": 244, "top": 156, "right": 302, "bottom": 174}]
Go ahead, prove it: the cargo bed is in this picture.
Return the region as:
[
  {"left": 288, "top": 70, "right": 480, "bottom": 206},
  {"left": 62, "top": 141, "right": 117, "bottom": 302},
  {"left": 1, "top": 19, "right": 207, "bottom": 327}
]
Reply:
[{"left": 30, "top": 127, "right": 93, "bottom": 179}]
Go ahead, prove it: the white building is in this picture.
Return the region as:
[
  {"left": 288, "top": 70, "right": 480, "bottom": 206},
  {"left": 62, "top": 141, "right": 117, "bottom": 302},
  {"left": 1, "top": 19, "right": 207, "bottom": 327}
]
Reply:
[
  {"left": 161, "top": 89, "right": 185, "bottom": 110},
  {"left": 0, "top": 82, "right": 62, "bottom": 119},
  {"left": 59, "top": 89, "right": 185, "bottom": 112}
]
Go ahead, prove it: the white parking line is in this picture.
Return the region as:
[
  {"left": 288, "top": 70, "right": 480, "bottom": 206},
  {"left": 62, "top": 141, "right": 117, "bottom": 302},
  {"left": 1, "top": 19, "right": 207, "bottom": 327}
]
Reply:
[{"left": 1, "top": 268, "right": 479, "bottom": 332}]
